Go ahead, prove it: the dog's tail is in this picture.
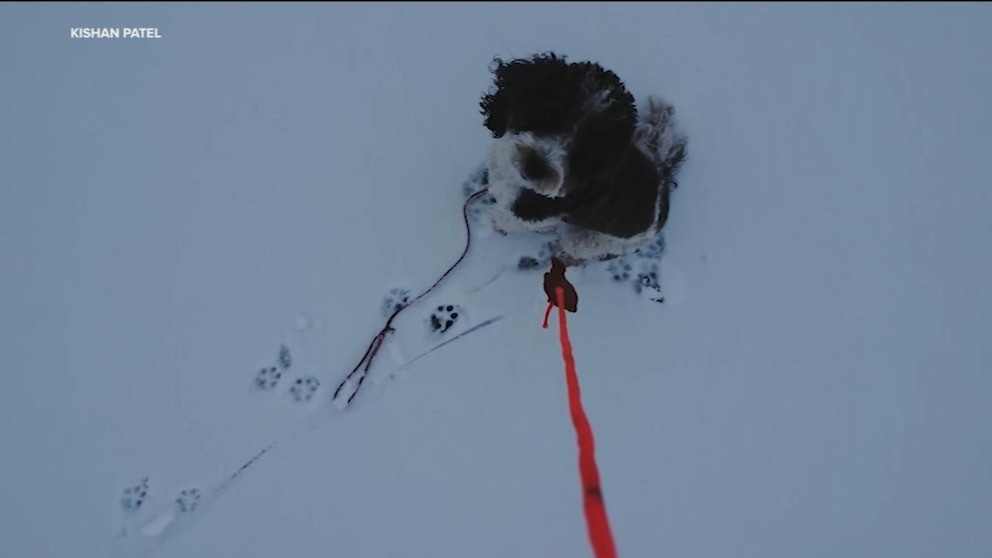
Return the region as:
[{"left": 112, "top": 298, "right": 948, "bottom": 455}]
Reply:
[{"left": 634, "top": 96, "right": 688, "bottom": 188}]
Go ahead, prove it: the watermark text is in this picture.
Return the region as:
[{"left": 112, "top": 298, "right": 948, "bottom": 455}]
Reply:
[{"left": 70, "top": 28, "right": 162, "bottom": 39}]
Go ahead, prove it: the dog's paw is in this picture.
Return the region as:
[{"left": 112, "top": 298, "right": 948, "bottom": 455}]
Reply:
[
  {"left": 427, "top": 304, "right": 462, "bottom": 336},
  {"left": 120, "top": 477, "right": 150, "bottom": 513},
  {"left": 289, "top": 376, "right": 320, "bottom": 403}
]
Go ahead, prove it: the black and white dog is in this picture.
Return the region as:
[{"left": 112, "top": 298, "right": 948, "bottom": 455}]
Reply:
[{"left": 480, "top": 52, "right": 687, "bottom": 264}]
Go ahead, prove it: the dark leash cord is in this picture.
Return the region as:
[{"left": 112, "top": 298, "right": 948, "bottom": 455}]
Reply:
[{"left": 332, "top": 188, "right": 491, "bottom": 406}]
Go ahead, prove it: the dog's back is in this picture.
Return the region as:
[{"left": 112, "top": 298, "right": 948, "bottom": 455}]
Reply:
[{"left": 508, "top": 96, "right": 688, "bottom": 242}]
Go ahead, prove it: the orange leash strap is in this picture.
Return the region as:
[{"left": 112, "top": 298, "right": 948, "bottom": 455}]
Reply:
[{"left": 551, "top": 286, "right": 618, "bottom": 558}]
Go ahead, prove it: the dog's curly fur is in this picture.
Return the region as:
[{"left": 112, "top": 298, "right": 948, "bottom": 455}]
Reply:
[{"left": 479, "top": 52, "right": 687, "bottom": 263}]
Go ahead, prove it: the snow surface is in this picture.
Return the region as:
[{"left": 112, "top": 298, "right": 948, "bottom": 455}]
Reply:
[{"left": 2, "top": 3, "right": 992, "bottom": 557}]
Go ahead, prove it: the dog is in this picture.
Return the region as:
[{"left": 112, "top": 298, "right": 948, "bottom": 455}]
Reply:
[{"left": 479, "top": 52, "right": 687, "bottom": 264}]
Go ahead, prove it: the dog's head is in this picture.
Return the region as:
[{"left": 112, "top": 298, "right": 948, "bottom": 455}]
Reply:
[{"left": 480, "top": 53, "right": 637, "bottom": 198}]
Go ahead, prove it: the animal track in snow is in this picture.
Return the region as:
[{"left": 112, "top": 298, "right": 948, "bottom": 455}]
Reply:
[
  {"left": 428, "top": 304, "right": 462, "bottom": 336},
  {"left": 175, "top": 488, "right": 201, "bottom": 514},
  {"left": 381, "top": 288, "right": 412, "bottom": 318},
  {"left": 120, "top": 477, "right": 150, "bottom": 513},
  {"left": 254, "top": 366, "right": 282, "bottom": 390},
  {"left": 289, "top": 376, "right": 320, "bottom": 403}
]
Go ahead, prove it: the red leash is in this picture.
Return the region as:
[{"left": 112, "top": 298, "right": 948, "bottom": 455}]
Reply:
[
  {"left": 548, "top": 286, "right": 618, "bottom": 558},
  {"left": 542, "top": 301, "right": 554, "bottom": 329}
]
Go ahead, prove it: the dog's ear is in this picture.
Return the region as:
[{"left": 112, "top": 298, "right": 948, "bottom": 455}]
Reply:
[
  {"left": 480, "top": 57, "right": 511, "bottom": 137},
  {"left": 567, "top": 63, "right": 637, "bottom": 178},
  {"left": 480, "top": 54, "right": 572, "bottom": 138}
]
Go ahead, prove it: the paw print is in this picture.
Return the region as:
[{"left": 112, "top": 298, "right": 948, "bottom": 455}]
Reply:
[
  {"left": 289, "top": 376, "right": 320, "bottom": 403},
  {"left": 518, "top": 239, "right": 562, "bottom": 271},
  {"left": 517, "top": 256, "right": 541, "bottom": 270},
  {"left": 381, "top": 288, "right": 412, "bottom": 318},
  {"left": 607, "top": 259, "right": 633, "bottom": 283},
  {"left": 175, "top": 488, "right": 201, "bottom": 514},
  {"left": 634, "top": 268, "right": 660, "bottom": 294},
  {"left": 428, "top": 304, "right": 461, "bottom": 335},
  {"left": 254, "top": 366, "right": 282, "bottom": 390},
  {"left": 635, "top": 233, "right": 666, "bottom": 260},
  {"left": 633, "top": 263, "right": 664, "bottom": 302},
  {"left": 278, "top": 344, "right": 293, "bottom": 370},
  {"left": 120, "top": 477, "right": 149, "bottom": 513}
]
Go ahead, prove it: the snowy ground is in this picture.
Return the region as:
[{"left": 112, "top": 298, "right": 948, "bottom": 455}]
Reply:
[{"left": 2, "top": 3, "right": 991, "bottom": 558}]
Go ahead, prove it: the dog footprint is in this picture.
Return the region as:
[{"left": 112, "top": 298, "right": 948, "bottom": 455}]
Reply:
[
  {"left": 607, "top": 259, "right": 633, "bottom": 283},
  {"left": 254, "top": 366, "right": 282, "bottom": 390},
  {"left": 517, "top": 239, "right": 561, "bottom": 271},
  {"left": 428, "top": 304, "right": 462, "bottom": 335},
  {"left": 517, "top": 256, "right": 541, "bottom": 271},
  {"left": 381, "top": 288, "right": 412, "bottom": 318},
  {"left": 120, "top": 477, "right": 150, "bottom": 513},
  {"left": 633, "top": 261, "right": 664, "bottom": 303},
  {"left": 255, "top": 342, "right": 293, "bottom": 390},
  {"left": 289, "top": 376, "right": 320, "bottom": 403},
  {"left": 175, "top": 488, "right": 201, "bottom": 514},
  {"left": 278, "top": 343, "right": 293, "bottom": 370},
  {"left": 634, "top": 233, "right": 666, "bottom": 260}
]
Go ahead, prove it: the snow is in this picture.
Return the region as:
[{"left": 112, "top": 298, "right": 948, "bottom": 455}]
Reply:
[{"left": 2, "top": 3, "right": 991, "bottom": 557}]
